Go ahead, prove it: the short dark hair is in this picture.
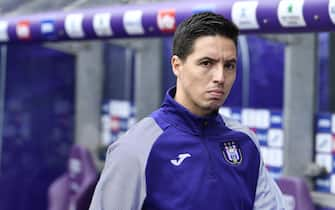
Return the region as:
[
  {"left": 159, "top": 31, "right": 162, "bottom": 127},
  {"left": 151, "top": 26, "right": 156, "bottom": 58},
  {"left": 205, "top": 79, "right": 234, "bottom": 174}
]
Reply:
[{"left": 172, "top": 12, "right": 239, "bottom": 61}]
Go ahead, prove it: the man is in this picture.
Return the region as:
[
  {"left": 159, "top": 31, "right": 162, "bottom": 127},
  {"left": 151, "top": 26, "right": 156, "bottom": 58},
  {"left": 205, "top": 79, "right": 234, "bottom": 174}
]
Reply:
[{"left": 89, "top": 12, "right": 286, "bottom": 210}]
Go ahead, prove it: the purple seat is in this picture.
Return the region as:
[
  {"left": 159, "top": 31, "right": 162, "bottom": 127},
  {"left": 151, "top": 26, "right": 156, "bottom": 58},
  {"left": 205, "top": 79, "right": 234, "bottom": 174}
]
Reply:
[
  {"left": 48, "top": 175, "right": 70, "bottom": 210},
  {"left": 48, "top": 145, "right": 98, "bottom": 210},
  {"left": 276, "top": 176, "right": 315, "bottom": 210}
]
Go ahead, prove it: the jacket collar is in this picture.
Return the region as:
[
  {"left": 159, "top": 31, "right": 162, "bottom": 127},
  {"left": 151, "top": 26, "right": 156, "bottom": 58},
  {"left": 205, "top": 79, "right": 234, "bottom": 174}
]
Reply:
[{"left": 160, "top": 87, "right": 225, "bottom": 136}]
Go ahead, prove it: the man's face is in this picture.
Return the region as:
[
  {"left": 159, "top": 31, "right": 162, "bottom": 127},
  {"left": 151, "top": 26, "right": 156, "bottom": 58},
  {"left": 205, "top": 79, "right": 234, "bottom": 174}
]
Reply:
[{"left": 172, "top": 35, "right": 237, "bottom": 116}]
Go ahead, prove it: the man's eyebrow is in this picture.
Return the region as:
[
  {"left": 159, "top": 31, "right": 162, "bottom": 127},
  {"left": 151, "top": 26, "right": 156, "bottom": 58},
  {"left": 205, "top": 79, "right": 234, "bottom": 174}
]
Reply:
[
  {"left": 225, "top": 58, "right": 237, "bottom": 63},
  {"left": 197, "top": 57, "right": 237, "bottom": 63},
  {"left": 198, "top": 57, "right": 219, "bottom": 62}
]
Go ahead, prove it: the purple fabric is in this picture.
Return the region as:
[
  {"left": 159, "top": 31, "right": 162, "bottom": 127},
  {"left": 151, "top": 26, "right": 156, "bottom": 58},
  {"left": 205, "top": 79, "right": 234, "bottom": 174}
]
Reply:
[
  {"left": 304, "top": 0, "right": 333, "bottom": 31},
  {"left": 316, "top": 207, "right": 335, "bottom": 210},
  {"left": 276, "top": 176, "right": 315, "bottom": 210},
  {"left": 144, "top": 87, "right": 260, "bottom": 210},
  {"left": 0, "top": 44, "right": 75, "bottom": 210},
  {"left": 256, "top": 0, "right": 281, "bottom": 33},
  {"left": 247, "top": 35, "right": 284, "bottom": 109},
  {"left": 318, "top": 33, "right": 330, "bottom": 112},
  {"left": 0, "top": 0, "right": 334, "bottom": 43},
  {"left": 48, "top": 176, "right": 70, "bottom": 210},
  {"left": 47, "top": 145, "right": 98, "bottom": 210}
]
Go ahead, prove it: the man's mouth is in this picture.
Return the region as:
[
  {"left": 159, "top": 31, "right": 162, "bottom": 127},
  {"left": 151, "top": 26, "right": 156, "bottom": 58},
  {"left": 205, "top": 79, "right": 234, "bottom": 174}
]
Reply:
[{"left": 207, "top": 90, "right": 225, "bottom": 98}]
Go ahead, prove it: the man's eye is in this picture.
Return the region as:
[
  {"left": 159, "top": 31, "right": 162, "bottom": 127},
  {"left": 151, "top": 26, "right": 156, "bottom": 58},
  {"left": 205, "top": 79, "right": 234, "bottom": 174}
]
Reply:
[
  {"left": 224, "top": 63, "right": 236, "bottom": 70},
  {"left": 201, "top": 61, "right": 211, "bottom": 67}
]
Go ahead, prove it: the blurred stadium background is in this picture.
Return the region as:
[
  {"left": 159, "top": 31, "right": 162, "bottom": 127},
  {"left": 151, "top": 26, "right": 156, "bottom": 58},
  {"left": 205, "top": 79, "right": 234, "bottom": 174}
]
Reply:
[{"left": 0, "top": 0, "right": 334, "bottom": 209}]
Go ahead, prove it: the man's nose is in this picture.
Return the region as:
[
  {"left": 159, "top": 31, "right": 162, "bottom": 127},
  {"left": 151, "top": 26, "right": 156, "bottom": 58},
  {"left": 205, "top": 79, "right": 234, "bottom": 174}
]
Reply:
[{"left": 213, "top": 65, "right": 225, "bottom": 84}]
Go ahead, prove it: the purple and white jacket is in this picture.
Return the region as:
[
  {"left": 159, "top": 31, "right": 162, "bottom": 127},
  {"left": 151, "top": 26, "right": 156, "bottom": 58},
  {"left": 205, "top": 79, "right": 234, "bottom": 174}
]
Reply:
[{"left": 89, "top": 87, "right": 286, "bottom": 210}]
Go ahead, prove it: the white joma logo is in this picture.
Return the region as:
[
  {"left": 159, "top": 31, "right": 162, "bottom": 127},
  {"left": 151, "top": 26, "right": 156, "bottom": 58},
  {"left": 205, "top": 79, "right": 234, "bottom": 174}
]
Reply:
[{"left": 170, "top": 153, "right": 191, "bottom": 166}]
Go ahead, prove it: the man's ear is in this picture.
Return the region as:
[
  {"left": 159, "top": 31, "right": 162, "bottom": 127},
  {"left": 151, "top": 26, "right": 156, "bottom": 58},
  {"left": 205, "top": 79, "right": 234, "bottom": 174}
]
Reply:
[{"left": 171, "top": 55, "right": 183, "bottom": 77}]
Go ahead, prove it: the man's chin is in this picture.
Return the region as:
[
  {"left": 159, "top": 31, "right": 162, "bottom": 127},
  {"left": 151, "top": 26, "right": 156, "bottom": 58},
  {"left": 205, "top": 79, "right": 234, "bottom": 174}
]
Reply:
[
  {"left": 204, "top": 103, "right": 222, "bottom": 113},
  {"left": 208, "top": 99, "right": 224, "bottom": 108}
]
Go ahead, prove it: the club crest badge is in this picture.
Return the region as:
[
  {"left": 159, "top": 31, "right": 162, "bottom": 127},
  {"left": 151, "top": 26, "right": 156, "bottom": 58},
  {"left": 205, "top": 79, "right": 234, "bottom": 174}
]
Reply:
[{"left": 221, "top": 141, "right": 242, "bottom": 165}]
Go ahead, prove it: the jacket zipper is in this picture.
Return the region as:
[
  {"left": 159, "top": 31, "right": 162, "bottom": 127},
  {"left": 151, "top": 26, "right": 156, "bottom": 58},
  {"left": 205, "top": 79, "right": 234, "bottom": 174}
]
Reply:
[{"left": 201, "top": 120, "right": 216, "bottom": 178}]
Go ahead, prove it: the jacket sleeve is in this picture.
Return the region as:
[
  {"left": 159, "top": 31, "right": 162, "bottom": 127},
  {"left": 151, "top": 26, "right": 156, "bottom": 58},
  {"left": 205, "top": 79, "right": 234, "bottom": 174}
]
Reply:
[
  {"left": 89, "top": 141, "right": 146, "bottom": 210},
  {"left": 253, "top": 159, "right": 287, "bottom": 210}
]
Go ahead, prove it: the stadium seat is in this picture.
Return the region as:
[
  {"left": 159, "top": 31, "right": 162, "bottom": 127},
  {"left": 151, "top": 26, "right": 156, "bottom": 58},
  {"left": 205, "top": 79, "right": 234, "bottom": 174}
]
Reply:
[
  {"left": 276, "top": 176, "right": 315, "bottom": 210},
  {"left": 48, "top": 144, "right": 98, "bottom": 210}
]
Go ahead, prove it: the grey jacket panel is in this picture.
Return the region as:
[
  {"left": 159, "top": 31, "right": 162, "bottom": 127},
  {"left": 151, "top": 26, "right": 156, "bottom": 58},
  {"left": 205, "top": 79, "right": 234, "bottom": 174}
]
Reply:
[
  {"left": 89, "top": 117, "right": 163, "bottom": 210},
  {"left": 222, "top": 116, "right": 287, "bottom": 210}
]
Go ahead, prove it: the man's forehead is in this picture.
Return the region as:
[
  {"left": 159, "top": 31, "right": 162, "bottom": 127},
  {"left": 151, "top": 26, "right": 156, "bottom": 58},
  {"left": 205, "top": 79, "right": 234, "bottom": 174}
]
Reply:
[
  {"left": 192, "top": 36, "right": 236, "bottom": 51},
  {"left": 193, "top": 48, "right": 237, "bottom": 61}
]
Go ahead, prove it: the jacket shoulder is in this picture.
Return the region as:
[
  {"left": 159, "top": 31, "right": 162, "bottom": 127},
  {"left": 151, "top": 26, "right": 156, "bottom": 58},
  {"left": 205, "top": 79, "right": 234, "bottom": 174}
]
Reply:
[
  {"left": 107, "top": 117, "right": 164, "bottom": 162},
  {"left": 221, "top": 115, "right": 260, "bottom": 148}
]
